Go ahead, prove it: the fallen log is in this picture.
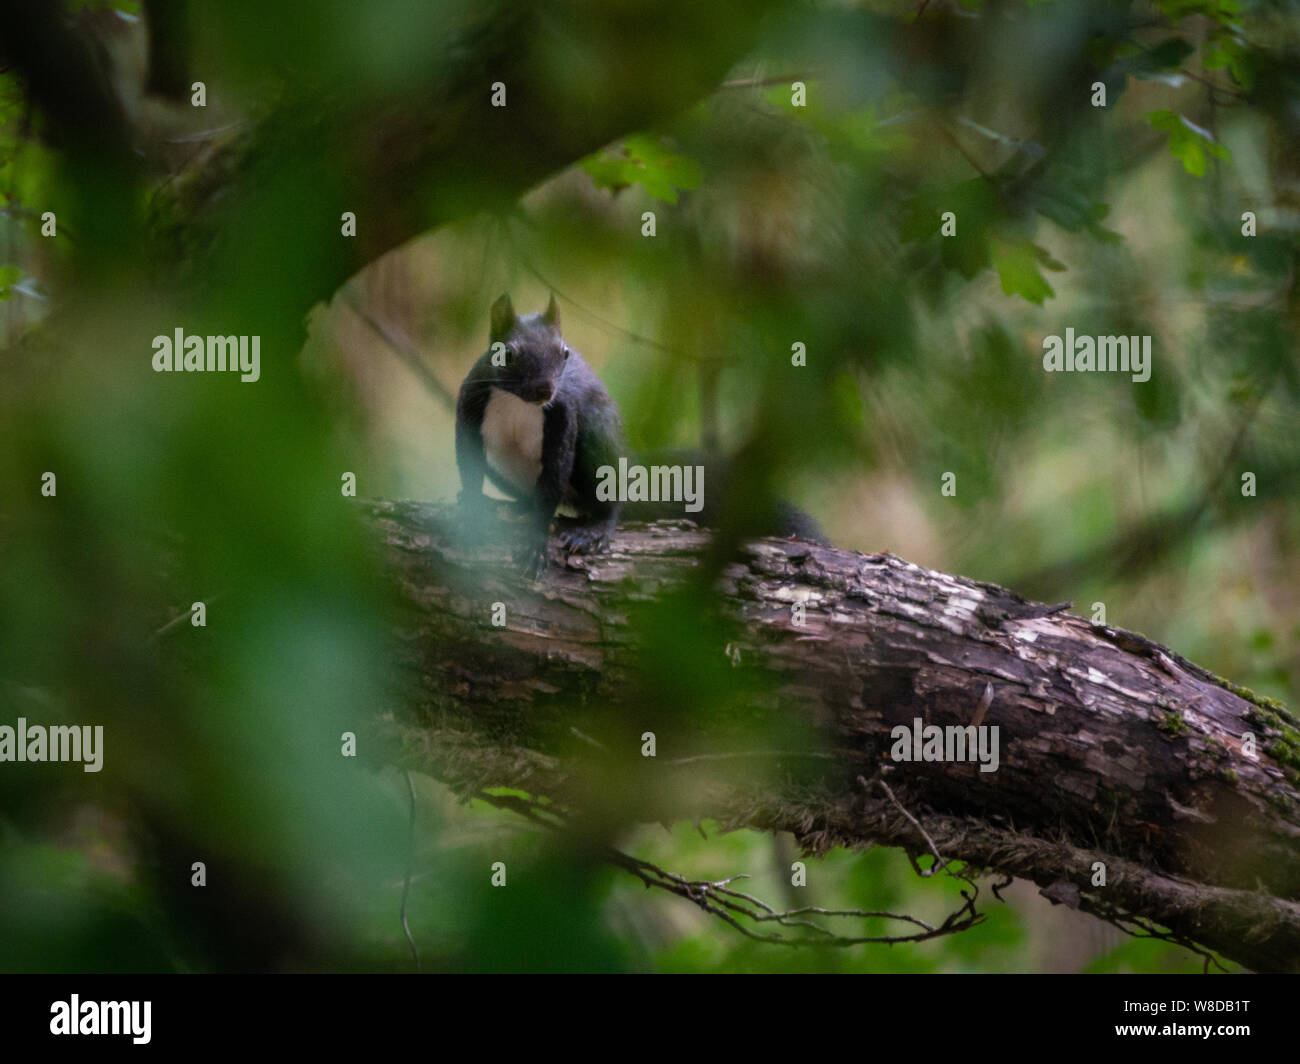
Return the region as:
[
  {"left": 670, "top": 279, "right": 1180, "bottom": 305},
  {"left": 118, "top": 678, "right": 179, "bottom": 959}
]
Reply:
[{"left": 363, "top": 498, "right": 1300, "bottom": 971}]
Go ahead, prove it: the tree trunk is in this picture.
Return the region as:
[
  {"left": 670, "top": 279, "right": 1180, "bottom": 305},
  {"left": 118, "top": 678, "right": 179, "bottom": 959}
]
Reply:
[{"left": 361, "top": 499, "right": 1300, "bottom": 973}]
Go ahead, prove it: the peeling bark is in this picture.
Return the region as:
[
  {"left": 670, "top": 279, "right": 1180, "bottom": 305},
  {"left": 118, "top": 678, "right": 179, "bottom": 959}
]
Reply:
[{"left": 363, "top": 499, "right": 1300, "bottom": 972}]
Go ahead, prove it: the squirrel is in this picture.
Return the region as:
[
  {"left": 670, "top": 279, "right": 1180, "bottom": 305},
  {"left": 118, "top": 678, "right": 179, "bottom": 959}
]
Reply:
[
  {"left": 455, "top": 293, "right": 825, "bottom": 577},
  {"left": 455, "top": 293, "right": 623, "bottom": 576}
]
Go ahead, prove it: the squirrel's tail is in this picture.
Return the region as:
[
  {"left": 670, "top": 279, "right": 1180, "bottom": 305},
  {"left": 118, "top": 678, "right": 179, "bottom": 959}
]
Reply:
[
  {"left": 768, "top": 499, "right": 829, "bottom": 545},
  {"left": 618, "top": 449, "right": 828, "bottom": 545}
]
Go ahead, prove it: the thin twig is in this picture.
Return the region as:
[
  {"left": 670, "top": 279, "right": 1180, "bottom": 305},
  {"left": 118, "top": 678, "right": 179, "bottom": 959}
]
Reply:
[
  {"left": 472, "top": 787, "right": 984, "bottom": 948},
  {"left": 337, "top": 285, "right": 456, "bottom": 411},
  {"left": 875, "top": 778, "right": 952, "bottom": 875},
  {"left": 400, "top": 770, "right": 421, "bottom": 971}
]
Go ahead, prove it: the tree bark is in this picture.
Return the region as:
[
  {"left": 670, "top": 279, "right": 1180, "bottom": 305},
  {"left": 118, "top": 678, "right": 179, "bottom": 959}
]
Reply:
[{"left": 361, "top": 498, "right": 1300, "bottom": 973}]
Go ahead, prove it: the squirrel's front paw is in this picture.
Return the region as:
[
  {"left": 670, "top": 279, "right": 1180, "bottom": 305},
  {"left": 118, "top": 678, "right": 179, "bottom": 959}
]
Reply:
[
  {"left": 558, "top": 523, "right": 612, "bottom": 555},
  {"left": 512, "top": 535, "right": 550, "bottom": 581}
]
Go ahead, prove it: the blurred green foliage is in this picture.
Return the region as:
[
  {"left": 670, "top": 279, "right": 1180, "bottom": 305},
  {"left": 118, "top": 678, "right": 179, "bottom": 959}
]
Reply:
[{"left": 1, "top": 0, "right": 1296, "bottom": 973}]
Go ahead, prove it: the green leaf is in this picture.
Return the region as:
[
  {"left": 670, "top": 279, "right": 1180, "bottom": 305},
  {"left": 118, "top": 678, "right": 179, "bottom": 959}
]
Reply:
[
  {"left": 1145, "top": 110, "right": 1230, "bottom": 177},
  {"left": 1155, "top": 0, "right": 1240, "bottom": 22},
  {"left": 0, "top": 264, "right": 21, "bottom": 300},
  {"left": 1204, "top": 34, "right": 1256, "bottom": 90},
  {"left": 580, "top": 134, "right": 702, "bottom": 205},
  {"left": 1085, "top": 201, "right": 1125, "bottom": 245},
  {"left": 903, "top": 178, "right": 998, "bottom": 279},
  {"left": 1018, "top": 162, "right": 1125, "bottom": 246},
  {"left": 992, "top": 240, "right": 1056, "bottom": 304},
  {"left": 1135, "top": 38, "right": 1196, "bottom": 79},
  {"left": 1097, "top": 38, "right": 1195, "bottom": 101}
]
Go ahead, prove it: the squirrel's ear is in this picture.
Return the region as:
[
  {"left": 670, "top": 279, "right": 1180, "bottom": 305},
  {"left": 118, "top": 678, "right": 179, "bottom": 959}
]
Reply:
[
  {"left": 543, "top": 292, "right": 560, "bottom": 328},
  {"left": 490, "top": 294, "right": 515, "bottom": 339}
]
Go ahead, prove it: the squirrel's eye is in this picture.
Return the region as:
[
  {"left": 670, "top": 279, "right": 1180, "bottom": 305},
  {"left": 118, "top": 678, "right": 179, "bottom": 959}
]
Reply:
[{"left": 563, "top": 346, "right": 571, "bottom": 360}]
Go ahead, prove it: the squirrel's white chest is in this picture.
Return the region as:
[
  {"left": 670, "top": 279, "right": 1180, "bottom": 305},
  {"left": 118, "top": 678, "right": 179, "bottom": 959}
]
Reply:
[{"left": 481, "top": 387, "right": 543, "bottom": 492}]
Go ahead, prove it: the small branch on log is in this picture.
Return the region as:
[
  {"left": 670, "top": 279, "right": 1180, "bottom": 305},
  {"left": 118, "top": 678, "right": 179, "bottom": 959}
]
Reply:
[{"left": 475, "top": 786, "right": 984, "bottom": 948}]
